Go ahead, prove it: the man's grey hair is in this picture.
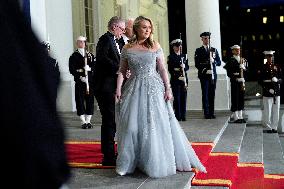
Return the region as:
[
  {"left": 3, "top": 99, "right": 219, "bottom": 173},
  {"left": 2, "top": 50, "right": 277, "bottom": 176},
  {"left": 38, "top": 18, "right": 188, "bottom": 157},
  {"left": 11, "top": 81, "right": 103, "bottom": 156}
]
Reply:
[{"left": 107, "top": 16, "right": 124, "bottom": 30}]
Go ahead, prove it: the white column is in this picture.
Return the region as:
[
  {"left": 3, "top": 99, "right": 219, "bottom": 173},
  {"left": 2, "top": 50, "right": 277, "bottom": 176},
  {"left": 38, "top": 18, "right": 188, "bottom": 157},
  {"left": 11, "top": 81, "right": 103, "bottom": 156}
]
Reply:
[
  {"left": 30, "top": 0, "right": 74, "bottom": 111},
  {"left": 30, "top": 0, "right": 47, "bottom": 41},
  {"left": 185, "top": 0, "right": 230, "bottom": 111}
]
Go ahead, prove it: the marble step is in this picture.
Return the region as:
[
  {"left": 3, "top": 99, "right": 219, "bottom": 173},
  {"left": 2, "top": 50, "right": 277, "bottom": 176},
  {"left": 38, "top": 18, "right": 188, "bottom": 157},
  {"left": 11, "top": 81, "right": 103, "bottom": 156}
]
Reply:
[
  {"left": 68, "top": 169, "right": 194, "bottom": 189},
  {"left": 190, "top": 120, "right": 246, "bottom": 189},
  {"left": 191, "top": 186, "right": 228, "bottom": 189},
  {"left": 263, "top": 132, "right": 284, "bottom": 174},
  {"left": 63, "top": 113, "right": 230, "bottom": 189},
  {"left": 239, "top": 125, "right": 263, "bottom": 163},
  {"left": 212, "top": 122, "right": 246, "bottom": 153}
]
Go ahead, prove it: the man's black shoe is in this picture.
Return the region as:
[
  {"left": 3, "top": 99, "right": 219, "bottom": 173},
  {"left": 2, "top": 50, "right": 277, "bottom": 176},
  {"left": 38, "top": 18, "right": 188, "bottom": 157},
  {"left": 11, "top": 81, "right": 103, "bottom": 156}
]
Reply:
[
  {"left": 240, "top": 119, "right": 246, "bottom": 123},
  {"left": 81, "top": 123, "right": 88, "bottom": 129},
  {"left": 234, "top": 119, "right": 242, "bottom": 123},
  {"left": 210, "top": 115, "right": 216, "bottom": 119},
  {"left": 102, "top": 159, "right": 116, "bottom": 166},
  {"left": 272, "top": 129, "right": 278, "bottom": 133},
  {"left": 204, "top": 115, "right": 211, "bottom": 119},
  {"left": 87, "top": 123, "right": 93, "bottom": 129},
  {"left": 181, "top": 118, "right": 186, "bottom": 121}
]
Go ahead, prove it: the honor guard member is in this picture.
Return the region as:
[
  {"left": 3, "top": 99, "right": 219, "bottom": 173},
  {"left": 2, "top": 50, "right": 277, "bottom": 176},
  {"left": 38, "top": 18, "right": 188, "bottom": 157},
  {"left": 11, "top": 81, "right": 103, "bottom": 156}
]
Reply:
[
  {"left": 258, "top": 50, "right": 282, "bottom": 133},
  {"left": 167, "top": 39, "right": 189, "bottom": 121},
  {"left": 42, "top": 41, "right": 60, "bottom": 102},
  {"left": 224, "top": 45, "right": 247, "bottom": 123},
  {"left": 42, "top": 41, "right": 59, "bottom": 72},
  {"left": 194, "top": 32, "right": 221, "bottom": 119},
  {"left": 69, "top": 36, "right": 96, "bottom": 129}
]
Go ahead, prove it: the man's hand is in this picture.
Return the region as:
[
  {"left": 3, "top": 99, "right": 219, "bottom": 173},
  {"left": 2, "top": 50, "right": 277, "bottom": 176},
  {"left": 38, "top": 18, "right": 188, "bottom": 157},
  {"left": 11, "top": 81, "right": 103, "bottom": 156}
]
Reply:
[
  {"left": 237, "top": 78, "right": 245, "bottom": 83},
  {"left": 272, "top": 77, "right": 278, "bottom": 82},
  {"left": 239, "top": 64, "right": 246, "bottom": 70},
  {"left": 178, "top": 76, "right": 185, "bottom": 81},
  {"left": 206, "top": 70, "right": 213, "bottom": 74},
  {"left": 84, "top": 65, "right": 91, "bottom": 71},
  {"left": 80, "top": 77, "right": 87, "bottom": 83},
  {"left": 269, "top": 89, "right": 275, "bottom": 94}
]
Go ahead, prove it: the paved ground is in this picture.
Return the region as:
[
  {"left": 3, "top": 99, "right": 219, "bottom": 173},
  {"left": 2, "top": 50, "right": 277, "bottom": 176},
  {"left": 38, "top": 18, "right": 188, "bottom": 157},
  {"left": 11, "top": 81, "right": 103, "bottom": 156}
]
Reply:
[{"left": 61, "top": 111, "right": 230, "bottom": 189}]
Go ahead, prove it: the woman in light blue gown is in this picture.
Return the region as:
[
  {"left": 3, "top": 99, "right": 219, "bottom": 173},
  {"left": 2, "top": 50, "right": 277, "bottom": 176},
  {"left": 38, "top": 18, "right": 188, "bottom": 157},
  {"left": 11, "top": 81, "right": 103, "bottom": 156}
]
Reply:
[{"left": 115, "top": 16, "right": 206, "bottom": 178}]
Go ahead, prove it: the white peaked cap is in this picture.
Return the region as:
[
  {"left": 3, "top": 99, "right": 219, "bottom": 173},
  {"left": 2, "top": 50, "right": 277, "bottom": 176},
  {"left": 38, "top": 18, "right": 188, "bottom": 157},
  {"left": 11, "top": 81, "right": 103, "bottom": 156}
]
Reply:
[
  {"left": 230, "top": 45, "right": 240, "bottom": 49},
  {"left": 170, "top": 39, "right": 182, "bottom": 45},
  {"left": 77, "top": 36, "right": 87, "bottom": 41},
  {"left": 263, "top": 50, "right": 275, "bottom": 55}
]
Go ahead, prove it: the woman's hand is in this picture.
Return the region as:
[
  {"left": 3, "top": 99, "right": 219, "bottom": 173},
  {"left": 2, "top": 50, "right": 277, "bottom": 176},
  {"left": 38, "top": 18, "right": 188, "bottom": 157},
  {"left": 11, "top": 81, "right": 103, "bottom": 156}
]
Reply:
[
  {"left": 115, "top": 88, "right": 122, "bottom": 103},
  {"left": 164, "top": 88, "right": 173, "bottom": 101}
]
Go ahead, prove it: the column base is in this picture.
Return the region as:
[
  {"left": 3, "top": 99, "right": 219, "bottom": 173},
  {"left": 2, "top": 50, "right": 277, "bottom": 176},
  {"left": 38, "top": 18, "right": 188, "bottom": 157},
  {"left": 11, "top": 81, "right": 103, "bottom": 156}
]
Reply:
[{"left": 187, "top": 69, "right": 230, "bottom": 111}]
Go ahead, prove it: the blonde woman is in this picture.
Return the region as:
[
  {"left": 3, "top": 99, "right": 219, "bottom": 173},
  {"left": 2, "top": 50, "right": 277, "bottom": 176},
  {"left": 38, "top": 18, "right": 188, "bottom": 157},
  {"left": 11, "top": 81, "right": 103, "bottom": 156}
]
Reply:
[{"left": 115, "top": 16, "right": 206, "bottom": 178}]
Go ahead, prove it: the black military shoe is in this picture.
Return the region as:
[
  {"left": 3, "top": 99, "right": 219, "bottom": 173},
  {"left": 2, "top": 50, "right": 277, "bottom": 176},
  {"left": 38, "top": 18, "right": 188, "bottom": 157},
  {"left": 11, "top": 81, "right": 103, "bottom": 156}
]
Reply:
[
  {"left": 272, "top": 129, "right": 278, "bottom": 133},
  {"left": 210, "top": 115, "right": 216, "bottom": 119},
  {"left": 234, "top": 119, "right": 242, "bottom": 123},
  {"left": 87, "top": 123, "right": 93, "bottom": 129},
  {"left": 240, "top": 119, "right": 246, "bottom": 123},
  {"left": 102, "top": 158, "right": 116, "bottom": 166},
  {"left": 204, "top": 115, "right": 211, "bottom": 119},
  {"left": 81, "top": 123, "right": 88, "bottom": 129}
]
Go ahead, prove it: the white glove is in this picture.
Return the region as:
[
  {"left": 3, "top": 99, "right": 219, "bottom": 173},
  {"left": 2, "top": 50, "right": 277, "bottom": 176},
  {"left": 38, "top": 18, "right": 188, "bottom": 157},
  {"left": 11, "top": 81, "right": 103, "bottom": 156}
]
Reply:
[
  {"left": 272, "top": 77, "right": 278, "bottom": 82},
  {"left": 84, "top": 65, "right": 91, "bottom": 71},
  {"left": 178, "top": 76, "right": 185, "bottom": 81},
  {"left": 210, "top": 56, "right": 214, "bottom": 63},
  {"left": 80, "top": 76, "right": 87, "bottom": 83},
  {"left": 269, "top": 89, "right": 274, "bottom": 94},
  {"left": 239, "top": 64, "right": 246, "bottom": 70},
  {"left": 237, "top": 78, "right": 245, "bottom": 83},
  {"left": 180, "top": 63, "right": 185, "bottom": 68},
  {"left": 206, "top": 70, "right": 213, "bottom": 74}
]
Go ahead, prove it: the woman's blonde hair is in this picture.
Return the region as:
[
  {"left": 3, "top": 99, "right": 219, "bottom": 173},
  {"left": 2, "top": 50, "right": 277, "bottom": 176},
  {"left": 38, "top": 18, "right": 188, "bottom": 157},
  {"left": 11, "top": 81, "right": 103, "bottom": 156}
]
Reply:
[{"left": 129, "top": 16, "right": 155, "bottom": 49}]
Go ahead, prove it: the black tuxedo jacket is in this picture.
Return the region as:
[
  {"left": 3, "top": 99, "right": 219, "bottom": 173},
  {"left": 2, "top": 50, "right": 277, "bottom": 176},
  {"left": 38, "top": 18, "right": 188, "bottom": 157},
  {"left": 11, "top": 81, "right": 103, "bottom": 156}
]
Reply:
[{"left": 94, "top": 31, "right": 121, "bottom": 93}]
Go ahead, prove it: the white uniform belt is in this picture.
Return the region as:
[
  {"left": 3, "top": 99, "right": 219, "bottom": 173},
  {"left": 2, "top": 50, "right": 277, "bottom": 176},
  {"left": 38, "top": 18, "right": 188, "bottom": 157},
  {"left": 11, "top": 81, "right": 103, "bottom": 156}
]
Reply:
[
  {"left": 76, "top": 69, "right": 84, "bottom": 72},
  {"left": 263, "top": 80, "right": 272, "bottom": 82}
]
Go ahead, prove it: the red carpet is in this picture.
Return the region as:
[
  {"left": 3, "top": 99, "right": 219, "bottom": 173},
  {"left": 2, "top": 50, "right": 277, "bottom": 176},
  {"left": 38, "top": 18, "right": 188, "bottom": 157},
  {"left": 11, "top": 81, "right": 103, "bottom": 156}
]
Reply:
[
  {"left": 65, "top": 141, "right": 115, "bottom": 168},
  {"left": 231, "top": 163, "right": 264, "bottom": 189},
  {"left": 66, "top": 141, "right": 284, "bottom": 188},
  {"left": 191, "top": 142, "right": 214, "bottom": 164},
  {"left": 66, "top": 141, "right": 213, "bottom": 169},
  {"left": 264, "top": 174, "right": 284, "bottom": 189},
  {"left": 192, "top": 152, "right": 239, "bottom": 187}
]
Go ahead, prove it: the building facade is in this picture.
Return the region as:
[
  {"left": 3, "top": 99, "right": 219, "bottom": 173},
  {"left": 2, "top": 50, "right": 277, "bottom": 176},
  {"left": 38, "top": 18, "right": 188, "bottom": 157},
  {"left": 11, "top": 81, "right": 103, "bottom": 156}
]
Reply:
[{"left": 20, "top": 0, "right": 230, "bottom": 112}]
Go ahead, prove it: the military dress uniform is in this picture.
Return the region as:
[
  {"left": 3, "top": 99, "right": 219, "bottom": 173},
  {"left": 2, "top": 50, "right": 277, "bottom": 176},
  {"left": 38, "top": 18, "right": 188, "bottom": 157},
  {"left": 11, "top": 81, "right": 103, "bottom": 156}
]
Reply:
[
  {"left": 224, "top": 45, "right": 247, "bottom": 123},
  {"left": 168, "top": 48, "right": 189, "bottom": 121},
  {"left": 194, "top": 32, "right": 221, "bottom": 119},
  {"left": 69, "top": 47, "right": 96, "bottom": 129},
  {"left": 258, "top": 50, "right": 282, "bottom": 133}
]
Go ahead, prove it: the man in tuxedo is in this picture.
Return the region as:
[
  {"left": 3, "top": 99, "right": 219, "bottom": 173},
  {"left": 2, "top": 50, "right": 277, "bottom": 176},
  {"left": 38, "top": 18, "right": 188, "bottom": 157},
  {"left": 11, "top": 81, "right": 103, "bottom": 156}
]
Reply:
[
  {"left": 94, "top": 16, "right": 125, "bottom": 166},
  {"left": 0, "top": 0, "right": 70, "bottom": 188},
  {"left": 121, "top": 18, "right": 134, "bottom": 45},
  {"left": 194, "top": 32, "right": 221, "bottom": 119}
]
